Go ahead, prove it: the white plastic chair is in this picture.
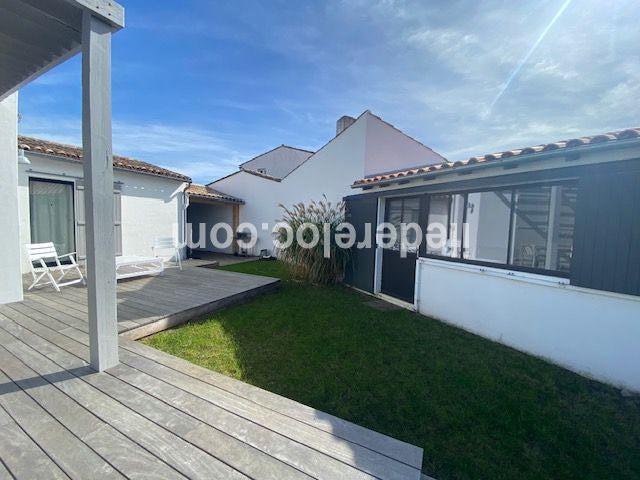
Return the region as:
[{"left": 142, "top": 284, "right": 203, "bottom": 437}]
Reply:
[
  {"left": 152, "top": 237, "right": 183, "bottom": 270},
  {"left": 26, "top": 242, "right": 85, "bottom": 292}
]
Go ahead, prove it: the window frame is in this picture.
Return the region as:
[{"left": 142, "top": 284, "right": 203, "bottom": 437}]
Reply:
[{"left": 421, "top": 180, "right": 578, "bottom": 278}]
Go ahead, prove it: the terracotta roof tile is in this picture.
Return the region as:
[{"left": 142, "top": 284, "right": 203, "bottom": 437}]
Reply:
[
  {"left": 186, "top": 184, "right": 243, "bottom": 204},
  {"left": 18, "top": 136, "right": 191, "bottom": 182},
  {"left": 353, "top": 127, "right": 640, "bottom": 187}
]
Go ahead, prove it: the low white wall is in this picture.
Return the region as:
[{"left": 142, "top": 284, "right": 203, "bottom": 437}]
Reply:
[
  {"left": 0, "top": 93, "right": 23, "bottom": 304},
  {"left": 415, "top": 258, "right": 640, "bottom": 391},
  {"left": 18, "top": 153, "right": 186, "bottom": 272}
]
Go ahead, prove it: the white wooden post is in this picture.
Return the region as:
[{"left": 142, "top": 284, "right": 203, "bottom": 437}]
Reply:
[
  {"left": 82, "top": 10, "right": 118, "bottom": 371},
  {"left": 0, "top": 93, "right": 23, "bottom": 304}
]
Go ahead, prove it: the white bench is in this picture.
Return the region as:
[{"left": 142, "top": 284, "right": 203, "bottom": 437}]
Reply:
[
  {"left": 115, "top": 256, "right": 164, "bottom": 280},
  {"left": 152, "top": 237, "right": 183, "bottom": 270}
]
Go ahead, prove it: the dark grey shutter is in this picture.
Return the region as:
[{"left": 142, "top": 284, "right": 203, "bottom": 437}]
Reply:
[
  {"left": 75, "top": 182, "right": 86, "bottom": 261},
  {"left": 75, "top": 181, "right": 123, "bottom": 260}
]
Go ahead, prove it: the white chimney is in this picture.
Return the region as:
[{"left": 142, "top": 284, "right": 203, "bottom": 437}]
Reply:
[{"left": 336, "top": 115, "right": 356, "bottom": 136}]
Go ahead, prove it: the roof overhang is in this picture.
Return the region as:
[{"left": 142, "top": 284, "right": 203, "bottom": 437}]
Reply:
[
  {"left": 0, "top": 0, "right": 124, "bottom": 102},
  {"left": 352, "top": 133, "right": 640, "bottom": 190},
  {"left": 188, "top": 195, "right": 245, "bottom": 206},
  {"left": 186, "top": 184, "right": 245, "bottom": 205}
]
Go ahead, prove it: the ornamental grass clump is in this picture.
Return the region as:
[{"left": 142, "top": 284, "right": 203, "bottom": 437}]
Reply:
[{"left": 276, "top": 197, "right": 350, "bottom": 284}]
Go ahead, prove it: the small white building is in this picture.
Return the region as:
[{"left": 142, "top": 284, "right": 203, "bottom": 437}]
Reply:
[
  {"left": 193, "top": 110, "right": 446, "bottom": 255},
  {"left": 17, "top": 136, "right": 191, "bottom": 273}
]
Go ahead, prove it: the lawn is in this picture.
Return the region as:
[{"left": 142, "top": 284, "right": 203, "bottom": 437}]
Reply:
[{"left": 143, "top": 260, "right": 640, "bottom": 480}]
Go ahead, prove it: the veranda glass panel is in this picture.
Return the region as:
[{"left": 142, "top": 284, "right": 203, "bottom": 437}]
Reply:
[
  {"left": 401, "top": 197, "right": 421, "bottom": 252},
  {"left": 510, "top": 185, "right": 551, "bottom": 269},
  {"left": 385, "top": 198, "right": 404, "bottom": 250},
  {"left": 546, "top": 184, "right": 577, "bottom": 273},
  {"left": 426, "top": 194, "right": 464, "bottom": 257},
  {"left": 426, "top": 194, "right": 450, "bottom": 255},
  {"left": 510, "top": 184, "right": 576, "bottom": 272},
  {"left": 464, "top": 190, "right": 512, "bottom": 263},
  {"left": 448, "top": 194, "right": 465, "bottom": 257}
]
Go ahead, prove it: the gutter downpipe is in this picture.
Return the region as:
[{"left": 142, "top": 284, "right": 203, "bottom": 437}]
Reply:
[{"left": 183, "top": 183, "right": 191, "bottom": 257}]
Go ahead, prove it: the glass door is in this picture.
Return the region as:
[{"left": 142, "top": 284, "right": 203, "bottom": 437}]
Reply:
[
  {"left": 380, "top": 196, "right": 422, "bottom": 302},
  {"left": 29, "top": 179, "right": 76, "bottom": 256}
]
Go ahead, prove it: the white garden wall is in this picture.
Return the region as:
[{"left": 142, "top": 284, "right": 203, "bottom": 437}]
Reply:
[
  {"left": 415, "top": 257, "right": 640, "bottom": 391},
  {"left": 17, "top": 152, "right": 186, "bottom": 272},
  {"left": 0, "top": 93, "right": 23, "bottom": 304}
]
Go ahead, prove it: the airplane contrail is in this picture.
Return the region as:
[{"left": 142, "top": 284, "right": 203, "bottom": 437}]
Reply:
[{"left": 485, "top": 0, "right": 573, "bottom": 116}]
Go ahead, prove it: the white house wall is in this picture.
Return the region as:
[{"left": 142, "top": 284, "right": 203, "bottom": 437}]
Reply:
[
  {"left": 241, "top": 146, "right": 312, "bottom": 179},
  {"left": 283, "top": 112, "right": 369, "bottom": 205},
  {"left": 363, "top": 114, "right": 443, "bottom": 177},
  {"left": 210, "top": 111, "right": 445, "bottom": 255},
  {"left": 118, "top": 170, "right": 186, "bottom": 259},
  {"left": 415, "top": 257, "right": 640, "bottom": 391},
  {"left": 209, "top": 172, "right": 284, "bottom": 254},
  {"left": 18, "top": 152, "right": 186, "bottom": 272},
  {"left": 212, "top": 114, "right": 369, "bottom": 254},
  {"left": 0, "top": 93, "right": 23, "bottom": 304}
]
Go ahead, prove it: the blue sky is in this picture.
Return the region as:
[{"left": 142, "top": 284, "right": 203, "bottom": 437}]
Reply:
[{"left": 18, "top": 0, "right": 640, "bottom": 183}]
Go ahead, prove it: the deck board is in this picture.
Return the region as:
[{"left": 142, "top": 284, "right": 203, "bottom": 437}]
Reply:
[
  {"left": 0, "top": 266, "right": 424, "bottom": 479},
  {"left": 0, "top": 408, "right": 71, "bottom": 479}
]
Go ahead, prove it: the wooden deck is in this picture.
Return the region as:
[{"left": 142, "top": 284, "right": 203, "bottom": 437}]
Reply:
[
  {"left": 0, "top": 267, "right": 424, "bottom": 479},
  {"left": 23, "top": 264, "right": 280, "bottom": 340}
]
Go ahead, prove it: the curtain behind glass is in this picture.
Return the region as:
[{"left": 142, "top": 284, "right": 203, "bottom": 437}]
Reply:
[{"left": 29, "top": 180, "right": 75, "bottom": 256}]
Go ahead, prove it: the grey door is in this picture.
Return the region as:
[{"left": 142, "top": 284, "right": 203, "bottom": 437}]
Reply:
[{"left": 380, "top": 196, "right": 421, "bottom": 302}]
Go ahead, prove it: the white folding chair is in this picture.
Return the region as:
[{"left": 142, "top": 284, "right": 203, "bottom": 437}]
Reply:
[
  {"left": 152, "top": 237, "right": 183, "bottom": 270},
  {"left": 26, "top": 242, "right": 85, "bottom": 292}
]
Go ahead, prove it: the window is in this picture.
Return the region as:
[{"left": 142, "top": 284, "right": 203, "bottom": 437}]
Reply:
[
  {"left": 426, "top": 193, "right": 464, "bottom": 257},
  {"left": 29, "top": 179, "right": 75, "bottom": 257},
  {"left": 385, "top": 196, "right": 421, "bottom": 252},
  {"left": 464, "top": 190, "right": 512, "bottom": 263},
  {"left": 425, "top": 182, "right": 577, "bottom": 275},
  {"left": 510, "top": 184, "right": 576, "bottom": 273},
  {"left": 425, "top": 194, "right": 449, "bottom": 256}
]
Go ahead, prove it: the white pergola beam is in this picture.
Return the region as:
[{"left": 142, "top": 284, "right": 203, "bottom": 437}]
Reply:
[
  {"left": 67, "top": 0, "right": 124, "bottom": 29},
  {"left": 82, "top": 9, "right": 118, "bottom": 371}
]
